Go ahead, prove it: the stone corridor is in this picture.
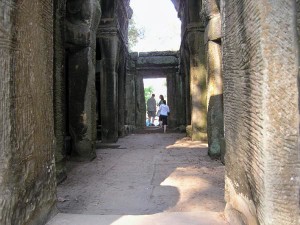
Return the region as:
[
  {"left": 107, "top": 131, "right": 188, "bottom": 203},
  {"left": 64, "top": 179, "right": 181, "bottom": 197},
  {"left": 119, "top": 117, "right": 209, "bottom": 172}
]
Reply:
[
  {"left": 47, "top": 133, "right": 227, "bottom": 224},
  {"left": 1, "top": 0, "right": 300, "bottom": 224}
]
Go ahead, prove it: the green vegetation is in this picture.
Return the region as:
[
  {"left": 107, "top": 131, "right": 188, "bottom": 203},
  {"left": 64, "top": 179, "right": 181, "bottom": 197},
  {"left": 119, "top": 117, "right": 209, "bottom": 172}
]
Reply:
[
  {"left": 144, "top": 86, "right": 154, "bottom": 103},
  {"left": 128, "top": 16, "right": 145, "bottom": 51}
]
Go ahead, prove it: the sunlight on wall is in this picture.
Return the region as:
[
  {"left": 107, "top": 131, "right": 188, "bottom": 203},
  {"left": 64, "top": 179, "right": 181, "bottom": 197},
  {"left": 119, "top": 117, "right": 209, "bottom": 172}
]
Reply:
[{"left": 130, "top": 0, "right": 181, "bottom": 52}]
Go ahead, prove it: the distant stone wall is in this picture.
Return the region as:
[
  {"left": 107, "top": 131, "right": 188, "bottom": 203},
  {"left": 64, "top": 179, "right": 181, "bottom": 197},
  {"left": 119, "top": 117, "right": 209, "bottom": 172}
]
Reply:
[
  {"left": 133, "top": 51, "right": 185, "bottom": 128},
  {"left": 0, "top": 1, "right": 56, "bottom": 224}
]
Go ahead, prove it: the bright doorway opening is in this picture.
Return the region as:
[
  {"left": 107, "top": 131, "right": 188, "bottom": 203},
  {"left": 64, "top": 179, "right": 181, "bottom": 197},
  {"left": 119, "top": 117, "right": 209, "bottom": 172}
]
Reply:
[{"left": 144, "top": 78, "right": 167, "bottom": 126}]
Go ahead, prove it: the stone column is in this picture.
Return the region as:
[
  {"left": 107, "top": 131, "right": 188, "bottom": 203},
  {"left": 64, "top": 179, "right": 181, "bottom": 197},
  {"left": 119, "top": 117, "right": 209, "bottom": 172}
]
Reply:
[
  {"left": 66, "top": 0, "right": 101, "bottom": 160},
  {"left": 99, "top": 35, "right": 120, "bottom": 142},
  {"left": 187, "top": 28, "right": 207, "bottom": 141},
  {"left": 0, "top": 1, "right": 56, "bottom": 224},
  {"left": 135, "top": 71, "right": 146, "bottom": 128},
  {"left": 222, "top": 1, "right": 299, "bottom": 224},
  {"left": 167, "top": 72, "right": 178, "bottom": 128},
  {"left": 182, "top": 46, "right": 192, "bottom": 125},
  {"left": 202, "top": 0, "right": 224, "bottom": 159},
  {"left": 118, "top": 50, "right": 126, "bottom": 137},
  {"left": 54, "top": 0, "right": 67, "bottom": 183},
  {"left": 125, "top": 53, "right": 138, "bottom": 128}
]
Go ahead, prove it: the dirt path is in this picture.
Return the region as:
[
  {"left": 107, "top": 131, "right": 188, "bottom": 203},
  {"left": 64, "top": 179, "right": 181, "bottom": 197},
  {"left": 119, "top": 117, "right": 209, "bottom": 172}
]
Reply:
[{"left": 57, "top": 133, "right": 225, "bottom": 215}]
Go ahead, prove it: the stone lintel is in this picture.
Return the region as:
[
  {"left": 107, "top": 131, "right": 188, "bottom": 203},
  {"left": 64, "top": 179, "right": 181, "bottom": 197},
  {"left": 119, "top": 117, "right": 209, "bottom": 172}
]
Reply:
[{"left": 138, "top": 51, "right": 179, "bottom": 57}]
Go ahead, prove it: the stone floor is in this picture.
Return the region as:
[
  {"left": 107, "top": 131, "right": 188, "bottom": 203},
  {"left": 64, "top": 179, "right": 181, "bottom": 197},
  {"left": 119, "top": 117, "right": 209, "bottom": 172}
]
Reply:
[{"left": 47, "top": 133, "right": 227, "bottom": 225}]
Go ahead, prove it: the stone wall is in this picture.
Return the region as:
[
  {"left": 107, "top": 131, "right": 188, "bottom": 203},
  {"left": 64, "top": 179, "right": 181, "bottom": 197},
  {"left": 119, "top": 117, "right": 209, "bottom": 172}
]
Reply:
[
  {"left": 0, "top": 1, "right": 56, "bottom": 224},
  {"left": 134, "top": 51, "right": 184, "bottom": 128},
  {"left": 201, "top": 0, "right": 224, "bottom": 159},
  {"left": 222, "top": 1, "right": 300, "bottom": 224},
  {"left": 178, "top": 0, "right": 208, "bottom": 141},
  {"left": 98, "top": 0, "right": 132, "bottom": 142},
  {"left": 54, "top": 0, "right": 67, "bottom": 183},
  {"left": 65, "top": 0, "right": 101, "bottom": 159}
]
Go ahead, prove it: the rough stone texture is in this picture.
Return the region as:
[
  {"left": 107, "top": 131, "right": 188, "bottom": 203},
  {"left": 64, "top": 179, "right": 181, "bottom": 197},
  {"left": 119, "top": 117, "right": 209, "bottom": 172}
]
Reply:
[
  {"left": 99, "top": 36, "right": 120, "bottom": 142},
  {"left": 66, "top": 0, "right": 101, "bottom": 159},
  {"left": 54, "top": 0, "right": 67, "bottom": 183},
  {"left": 204, "top": 15, "right": 221, "bottom": 44},
  {"left": 118, "top": 50, "right": 127, "bottom": 137},
  {"left": 206, "top": 41, "right": 224, "bottom": 159},
  {"left": 222, "top": 1, "right": 300, "bottom": 224},
  {"left": 180, "top": 45, "right": 192, "bottom": 125},
  {"left": 0, "top": 1, "right": 56, "bottom": 224},
  {"left": 187, "top": 31, "right": 208, "bottom": 141},
  {"left": 98, "top": 0, "right": 131, "bottom": 143},
  {"left": 136, "top": 51, "right": 179, "bottom": 78},
  {"left": 202, "top": 0, "right": 224, "bottom": 159},
  {"left": 135, "top": 72, "right": 146, "bottom": 128},
  {"left": 126, "top": 53, "right": 138, "bottom": 128},
  {"left": 178, "top": 0, "right": 208, "bottom": 141}
]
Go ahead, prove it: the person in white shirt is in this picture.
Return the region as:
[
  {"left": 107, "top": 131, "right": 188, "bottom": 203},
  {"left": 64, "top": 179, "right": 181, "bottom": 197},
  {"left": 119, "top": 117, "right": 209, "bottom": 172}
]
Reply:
[{"left": 159, "top": 100, "right": 170, "bottom": 133}]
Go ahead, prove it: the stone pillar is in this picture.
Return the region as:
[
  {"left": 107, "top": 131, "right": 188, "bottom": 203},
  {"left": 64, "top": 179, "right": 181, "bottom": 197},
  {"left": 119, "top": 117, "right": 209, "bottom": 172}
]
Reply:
[
  {"left": 222, "top": 1, "right": 300, "bottom": 224},
  {"left": 167, "top": 72, "right": 178, "bottom": 128},
  {"left": 202, "top": 0, "right": 224, "bottom": 159},
  {"left": 118, "top": 51, "right": 126, "bottom": 137},
  {"left": 66, "top": 0, "right": 101, "bottom": 160},
  {"left": 187, "top": 29, "right": 207, "bottom": 141},
  {"left": 99, "top": 35, "right": 120, "bottom": 142},
  {"left": 182, "top": 46, "right": 192, "bottom": 125},
  {"left": 135, "top": 71, "right": 146, "bottom": 128},
  {"left": 125, "top": 53, "right": 138, "bottom": 128},
  {"left": 0, "top": 1, "right": 56, "bottom": 224},
  {"left": 54, "top": 0, "right": 67, "bottom": 183}
]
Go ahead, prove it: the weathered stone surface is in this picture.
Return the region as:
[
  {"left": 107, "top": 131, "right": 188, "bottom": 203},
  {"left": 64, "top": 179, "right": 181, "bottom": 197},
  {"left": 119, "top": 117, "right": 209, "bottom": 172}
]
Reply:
[
  {"left": 223, "top": 1, "right": 299, "bottom": 224},
  {"left": 207, "top": 41, "right": 223, "bottom": 158},
  {"left": 186, "top": 125, "right": 193, "bottom": 138},
  {"left": 125, "top": 53, "right": 138, "bottom": 128},
  {"left": 97, "top": 0, "right": 131, "bottom": 142},
  {"left": 66, "top": 0, "right": 101, "bottom": 158},
  {"left": 118, "top": 50, "right": 126, "bottom": 137},
  {"left": 0, "top": 1, "right": 56, "bottom": 224},
  {"left": 137, "top": 56, "right": 179, "bottom": 67},
  {"left": 204, "top": 15, "right": 221, "bottom": 43},
  {"left": 99, "top": 36, "right": 120, "bottom": 142},
  {"left": 187, "top": 31, "right": 207, "bottom": 141},
  {"left": 202, "top": 0, "right": 224, "bottom": 160},
  {"left": 201, "top": 0, "right": 220, "bottom": 20},
  {"left": 54, "top": 0, "right": 67, "bottom": 184},
  {"left": 135, "top": 72, "right": 146, "bottom": 128}
]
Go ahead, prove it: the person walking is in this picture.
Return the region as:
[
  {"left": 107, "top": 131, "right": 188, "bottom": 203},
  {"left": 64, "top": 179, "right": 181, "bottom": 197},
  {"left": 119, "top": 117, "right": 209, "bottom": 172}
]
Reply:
[
  {"left": 159, "top": 100, "right": 170, "bottom": 133},
  {"left": 146, "top": 94, "right": 156, "bottom": 126},
  {"left": 157, "top": 95, "right": 164, "bottom": 127}
]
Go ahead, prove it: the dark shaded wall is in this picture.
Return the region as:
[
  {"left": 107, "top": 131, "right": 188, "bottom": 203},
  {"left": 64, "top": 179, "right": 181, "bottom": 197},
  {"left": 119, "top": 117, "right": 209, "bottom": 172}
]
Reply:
[
  {"left": 0, "top": 1, "right": 56, "bottom": 224},
  {"left": 65, "top": 0, "right": 101, "bottom": 159},
  {"left": 222, "top": 1, "right": 300, "bottom": 224},
  {"left": 54, "top": 0, "right": 67, "bottom": 183},
  {"left": 178, "top": 0, "right": 208, "bottom": 141},
  {"left": 98, "top": 0, "right": 132, "bottom": 142}
]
